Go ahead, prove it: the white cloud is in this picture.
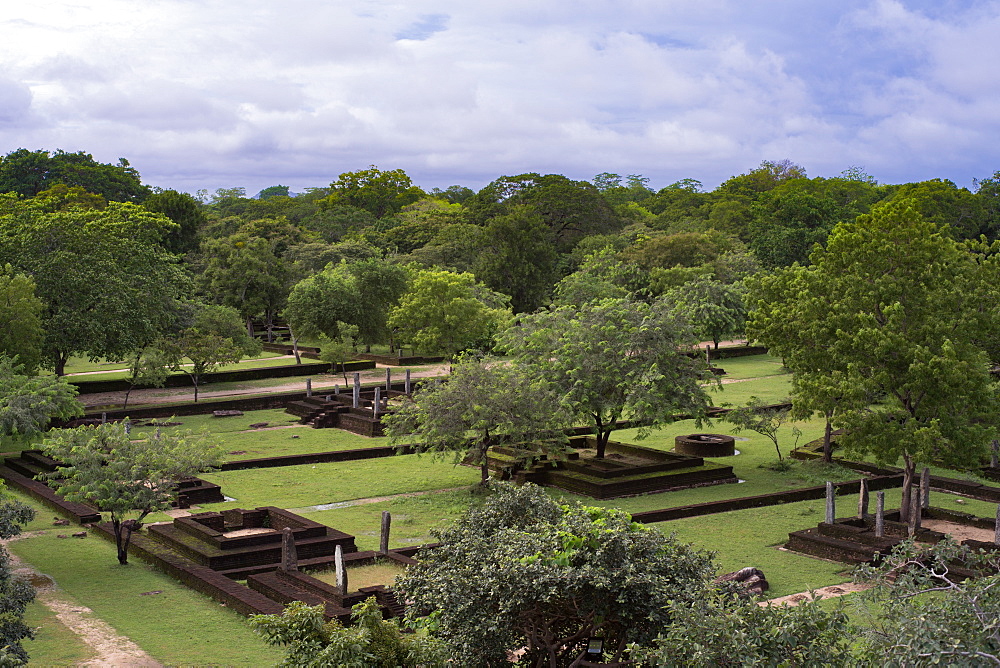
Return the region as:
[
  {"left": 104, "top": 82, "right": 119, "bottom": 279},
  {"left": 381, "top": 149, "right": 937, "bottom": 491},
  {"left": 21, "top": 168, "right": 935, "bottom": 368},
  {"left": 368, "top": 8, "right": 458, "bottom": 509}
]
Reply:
[{"left": 1, "top": 0, "right": 999, "bottom": 194}]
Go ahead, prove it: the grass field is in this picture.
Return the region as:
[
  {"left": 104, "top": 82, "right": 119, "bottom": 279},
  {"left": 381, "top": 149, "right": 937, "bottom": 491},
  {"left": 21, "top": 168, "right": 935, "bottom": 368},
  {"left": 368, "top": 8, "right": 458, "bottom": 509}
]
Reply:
[{"left": 6, "top": 351, "right": 997, "bottom": 665}]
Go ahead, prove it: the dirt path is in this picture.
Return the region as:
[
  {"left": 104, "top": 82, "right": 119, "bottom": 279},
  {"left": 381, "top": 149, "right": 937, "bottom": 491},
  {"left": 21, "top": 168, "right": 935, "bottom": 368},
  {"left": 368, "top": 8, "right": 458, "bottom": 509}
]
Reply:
[
  {"left": 4, "top": 532, "right": 161, "bottom": 667},
  {"left": 78, "top": 363, "right": 451, "bottom": 409},
  {"left": 287, "top": 486, "right": 471, "bottom": 513}
]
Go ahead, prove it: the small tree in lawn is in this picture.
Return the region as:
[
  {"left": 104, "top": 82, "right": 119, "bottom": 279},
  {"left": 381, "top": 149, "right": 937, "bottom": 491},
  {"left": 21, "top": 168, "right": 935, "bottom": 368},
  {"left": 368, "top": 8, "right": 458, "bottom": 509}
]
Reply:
[
  {"left": 498, "top": 297, "right": 714, "bottom": 459},
  {"left": 120, "top": 345, "right": 172, "bottom": 410},
  {"left": 382, "top": 356, "right": 570, "bottom": 485},
  {"left": 158, "top": 303, "right": 262, "bottom": 401},
  {"left": 40, "top": 423, "right": 224, "bottom": 565},
  {"left": 720, "top": 396, "right": 800, "bottom": 465}
]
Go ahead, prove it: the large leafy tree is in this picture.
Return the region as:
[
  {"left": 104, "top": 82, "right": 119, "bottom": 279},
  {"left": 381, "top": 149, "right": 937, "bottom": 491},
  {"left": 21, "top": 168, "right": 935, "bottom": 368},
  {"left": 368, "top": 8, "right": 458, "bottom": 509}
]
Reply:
[
  {"left": 383, "top": 356, "right": 570, "bottom": 484},
  {"left": 0, "top": 194, "right": 187, "bottom": 375},
  {"left": 388, "top": 269, "right": 510, "bottom": 358},
  {"left": 0, "top": 486, "right": 35, "bottom": 666},
  {"left": 283, "top": 264, "right": 361, "bottom": 343},
  {"left": 322, "top": 166, "right": 424, "bottom": 218},
  {"left": 473, "top": 206, "right": 559, "bottom": 313},
  {"left": 397, "top": 482, "right": 716, "bottom": 666},
  {"left": 347, "top": 258, "right": 410, "bottom": 350},
  {"left": 143, "top": 189, "right": 206, "bottom": 254},
  {"left": 498, "top": 298, "right": 713, "bottom": 458},
  {"left": 0, "top": 149, "right": 149, "bottom": 202},
  {"left": 41, "top": 422, "right": 224, "bottom": 565},
  {"left": 747, "top": 199, "right": 1000, "bottom": 521},
  {"left": 0, "top": 266, "right": 44, "bottom": 372}
]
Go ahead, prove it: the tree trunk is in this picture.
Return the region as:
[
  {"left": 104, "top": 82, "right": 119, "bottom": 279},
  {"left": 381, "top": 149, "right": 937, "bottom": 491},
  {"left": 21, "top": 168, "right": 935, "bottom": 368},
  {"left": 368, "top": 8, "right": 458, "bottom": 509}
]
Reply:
[
  {"left": 713, "top": 337, "right": 720, "bottom": 350},
  {"left": 822, "top": 414, "right": 833, "bottom": 463},
  {"left": 192, "top": 374, "right": 200, "bottom": 402},
  {"left": 112, "top": 518, "right": 129, "bottom": 565},
  {"left": 288, "top": 325, "right": 302, "bottom": 364},
  {"left": 122, "top": 386, "right": 133, "bottom": 410},
  {"left": 54, "top": 353, "right": 67, "bottom": 377},
  {"left": 901, "top": 455, "right": 915, "bottom": 524},
  {"left": 246, "top": 317, "right": 254, "bottom": 339},
  {"left": 365, "top": 344, "right": 372, "bottom": 353},
  {"left": 266, "top": 310, "right": 274, "bottom": 343},
  {"left": 595, "top": 418, "right": 609, "bottom": 459}
]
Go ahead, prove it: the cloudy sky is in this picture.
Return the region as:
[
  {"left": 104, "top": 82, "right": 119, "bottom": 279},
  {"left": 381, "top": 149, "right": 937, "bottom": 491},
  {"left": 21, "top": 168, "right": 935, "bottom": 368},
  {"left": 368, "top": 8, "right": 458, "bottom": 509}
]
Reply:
[{"left": 2, "top": 0, "right": 998, "bottom": 196}]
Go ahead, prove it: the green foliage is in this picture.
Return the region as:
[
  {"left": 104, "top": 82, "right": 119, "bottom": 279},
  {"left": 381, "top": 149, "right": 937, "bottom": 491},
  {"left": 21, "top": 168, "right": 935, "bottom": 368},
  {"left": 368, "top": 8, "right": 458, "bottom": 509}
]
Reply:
[
  {"left": 630, "top": 591, "right": 850, "bottom": 667},
  {"left": 0, "top": 149, "right": 149, "bottom": 202},
  {"left": 397, "top": 482, "right": 716, "bottom": 666},
  {"left": 498, "top": 297, "right": 713, "bottom": 457},
  {"left": 200, "top": 232, "right": 290, "bottom": 330},
  {"left": 382, "top": 355, "right": 570, "bottom": 483},
  {"left": 886, "top": 178, "right": 988, "bottom": 240},
  {"left": 0, "top": 355, "right": 81, "bottom": 444},
  {"left": 721, "top": 396, "right": 798, "bottom": 462},
  {"left": 0, "top": 487, "right": 35, "bottom": 666},
  {"left": 143, "top": 189, "right": 206, "bottom": 254},
  {"left": 157, "top": 303, "right": 262, "bottom": 401},
  {"left": 250, "top": 597, "right": 448, "bottom": 667},
  {"left": 388, "top": 269, "right": 510, "bottom": 357},
  {"left": 323, "top": 166, "right": 425, "bottom": 218},
  {"left": 854, "top": 539, "right": 1000, "bottom": 665},
  {"left": 41, "top": 422, "right": 224, "bottom": 564},
  {"left": 747, "top": 198, "right": 1000, "bottom": 517},
  {"left": 0, "top": 194, "right": 187, "bottom": 375},
  {"left": 661, "top": 276, "right": 746, "bottom": 348},
  {"left": 284, "top": 264, "right": 361, "bottom": 342},
  {"left": 472, "top": 206, "right": 558, "bottom": 313},
  {"left": 0, "top": 266, "right": 44, "bottom": 372}
]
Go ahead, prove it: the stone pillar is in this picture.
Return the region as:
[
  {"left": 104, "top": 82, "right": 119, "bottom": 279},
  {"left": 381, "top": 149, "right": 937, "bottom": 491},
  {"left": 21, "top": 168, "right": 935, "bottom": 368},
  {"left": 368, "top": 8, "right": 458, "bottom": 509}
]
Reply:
[
  {"left": 858, "top": 479, "right": 869, "bottom": 518},
  {"left": 334, "top": 383, "right": 340, "bottom": 395},
  {"left": 373, "top": 387, "right": 381, "bottom": 418},
  {"left": 405, "top": 369, "right": 411, "bottom": 395},
  {"left": 921, "top": 467, "right": 930, "bottom": 509},
  {"left": 875, "top": 491, "right": 885, "bottom": 538},
  {"left": 101, "top": 412, "right": 107, "bottom": 424},
  {"left": 995, "top": 505, "right": 1000, "bottom": 545},
  {"left": 386, "top": 367, "right": 392, "bottom": 392},
  {"left": 910, "top": 486, "right": 922, "bottom": 535},
  {"left": 353, "top": 373, "right": 360, "bottom": 409},
  {"left": 380, "top": 511, "right": 391, "bottom": 555},
  {"left": 306, "top": 378, "right": 312, "bottom": 397},
  {"left": 825, "top": 481, "right": 835, "bottom": 525},
  {"left": 705, "top": 345, "right": 711, "bottom": 365},
  {"left": 124, "top": 420, "right": 132, "bottom": 435},
  {"left": 335, "top": 544, "right": 348, "bottom": 596},
  {"left": 281, "top": 527, "right": 298, "bottom": 571}
]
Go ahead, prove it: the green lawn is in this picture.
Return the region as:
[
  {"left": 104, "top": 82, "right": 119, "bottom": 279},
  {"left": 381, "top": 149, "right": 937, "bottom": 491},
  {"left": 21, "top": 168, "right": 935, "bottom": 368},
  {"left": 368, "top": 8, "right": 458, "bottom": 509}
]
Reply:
[
  {"left": 6, "top": 492, "right": 283, "bottom": 667},
  {"left": 61, "top": 351, "right": 290, "bottom": 377}
]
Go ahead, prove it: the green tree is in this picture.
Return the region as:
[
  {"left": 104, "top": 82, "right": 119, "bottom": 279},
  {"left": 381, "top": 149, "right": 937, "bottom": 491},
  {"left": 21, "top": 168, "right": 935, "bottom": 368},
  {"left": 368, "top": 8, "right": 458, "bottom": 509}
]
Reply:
[
  {"left": 41, "top": 422, "right": 224, "bottom": 565},
  {"left": 256, "top": 185, "right": 290, "bottom": 200},
  {"left": 631, "top": 590, "right": 850, "bottom": 667},
  {"left": 661, "top": 276, "right": 746, "bottom": 349},
  {"left": 854, "top": 539, "right": 1000, "bottom": 665},
  {"left": 473, "top": 206, "right": 559, "bottom": 313},
  {"left": 498, "top": 298, "right": 714, "bottom": 459},
  {"left": 157, "top": 304, "right": 262, "bottom": 401},
  {"left": 0, "top": 355, "right": 82, "bottom": 447},
  {"left": 0, "top": 194, "right": 187, "bottom": 375},
  {"left": 747, "top": 199, "right": 1000, "bottom": 522},
  {"left": 397, "top": 482, "right": 716, "bottom": 666},
  {"left": 283, "top": 265, "right": 361, "bottom": 343},
  {"left": 383, "top": 356, "right": 570, "bottom": 484},
  {"left": 886, "top": 178, "right": 987, "bottom": 240},
  {"left": 250, "top": 597, "right": 448, "bottom": 667},
  {"left": 388, "top": 269, "right": 509, "bottom": 358},
  {"left": 346, "top": 258, "right": 410, "bottom": 350},
  {"left": 720, "top": 396, "right": 799, "bottom": 464},
  {"left": 717, "top": 159, "right": 807, "bottom": 198},
  {"left": 0, "top": 149, "right": 149, "bottom": 202},
  {"left": 323, "top": 166, "right": 425, "bottom": 218},
  {"left": 0, "top": 266, "right": 44, "bottom": 372},
  {"left": 143, "top": 189, "right": 206, "bottom": 255},
  {"left": 0, "top": 486, "right": 35, "bottom": 666}
]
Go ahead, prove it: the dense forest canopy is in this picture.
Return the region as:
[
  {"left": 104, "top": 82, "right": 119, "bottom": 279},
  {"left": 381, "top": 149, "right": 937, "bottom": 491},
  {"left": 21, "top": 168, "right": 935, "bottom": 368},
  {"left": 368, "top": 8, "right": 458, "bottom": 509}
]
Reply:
[{"left": 3, "top": 148, "right": 999, "bottom": 372}]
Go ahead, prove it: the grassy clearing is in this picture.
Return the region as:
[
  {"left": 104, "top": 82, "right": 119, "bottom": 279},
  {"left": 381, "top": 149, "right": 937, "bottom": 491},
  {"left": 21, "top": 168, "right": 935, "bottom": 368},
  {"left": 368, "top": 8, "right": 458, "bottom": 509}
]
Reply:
[
  {"left": 20, "top": 598, "right": 96, "bottom": 666},
  {"left": 6, "top": 492, "right": 283, "bottom": 667},
  {"left": 310, "top": 560, "right": 407, "bottom": 590},
  {"left": 61, "top": 351, "right": 290, "bottom": 377}
]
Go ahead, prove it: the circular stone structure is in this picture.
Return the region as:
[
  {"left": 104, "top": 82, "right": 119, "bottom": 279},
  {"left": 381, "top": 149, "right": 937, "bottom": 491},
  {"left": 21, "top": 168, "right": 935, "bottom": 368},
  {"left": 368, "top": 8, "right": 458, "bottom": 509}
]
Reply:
[{"left": 674, "top": 433, "right": 736, "bottom": 457}]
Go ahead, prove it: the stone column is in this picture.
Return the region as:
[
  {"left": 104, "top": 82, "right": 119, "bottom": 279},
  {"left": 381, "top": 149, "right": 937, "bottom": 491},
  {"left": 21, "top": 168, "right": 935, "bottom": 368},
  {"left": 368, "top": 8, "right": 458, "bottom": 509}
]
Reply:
[
  {"left": 858, "top": 479, "right": 869, "bottom": 518},
  {"left": 353, "top": 373, "right": 360, "bottom": 409},
  {"left": 405, "top": 369, "right": 411, "bottom": 395},
  {"left": 306, "top": 378, "right": 312, "bottom": 398},
  {"left": 386, "top": 368, "right": 392, "bottom": 392},
  {"left": 101, "top": 412, "right": 107, "bottom": 424},
  {"left": 921, "top": 467, "right": 930, "bottom": 509},
  {"left": 281, "top": 527, "right": 298, "bottom": 571},
  {"left": 910, "top": 486, "right": 922, "bottom": 535},
  {"left": 875, "top": 491, "right": 885, "bottom": 538},
  {"left": 373, "top": 387, "right": 381, "bottom": 418},
  {"left": 380, "top": 511, "right": 391, "bottom": 555},
  {"left": 994, "top": 505, "right": 1000, "bottom": 545},
  {"left": 124, "top": 420, "right": 132, "bottom": 435},
  {"left": 334, "top": 383, "right": 340, "bottom": 395},
  {"left": 825, "top": 481, "right": 835, "bottom": 525},
  {"left": 335, "top": 544, "right": 348, "bottom": 596}
]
